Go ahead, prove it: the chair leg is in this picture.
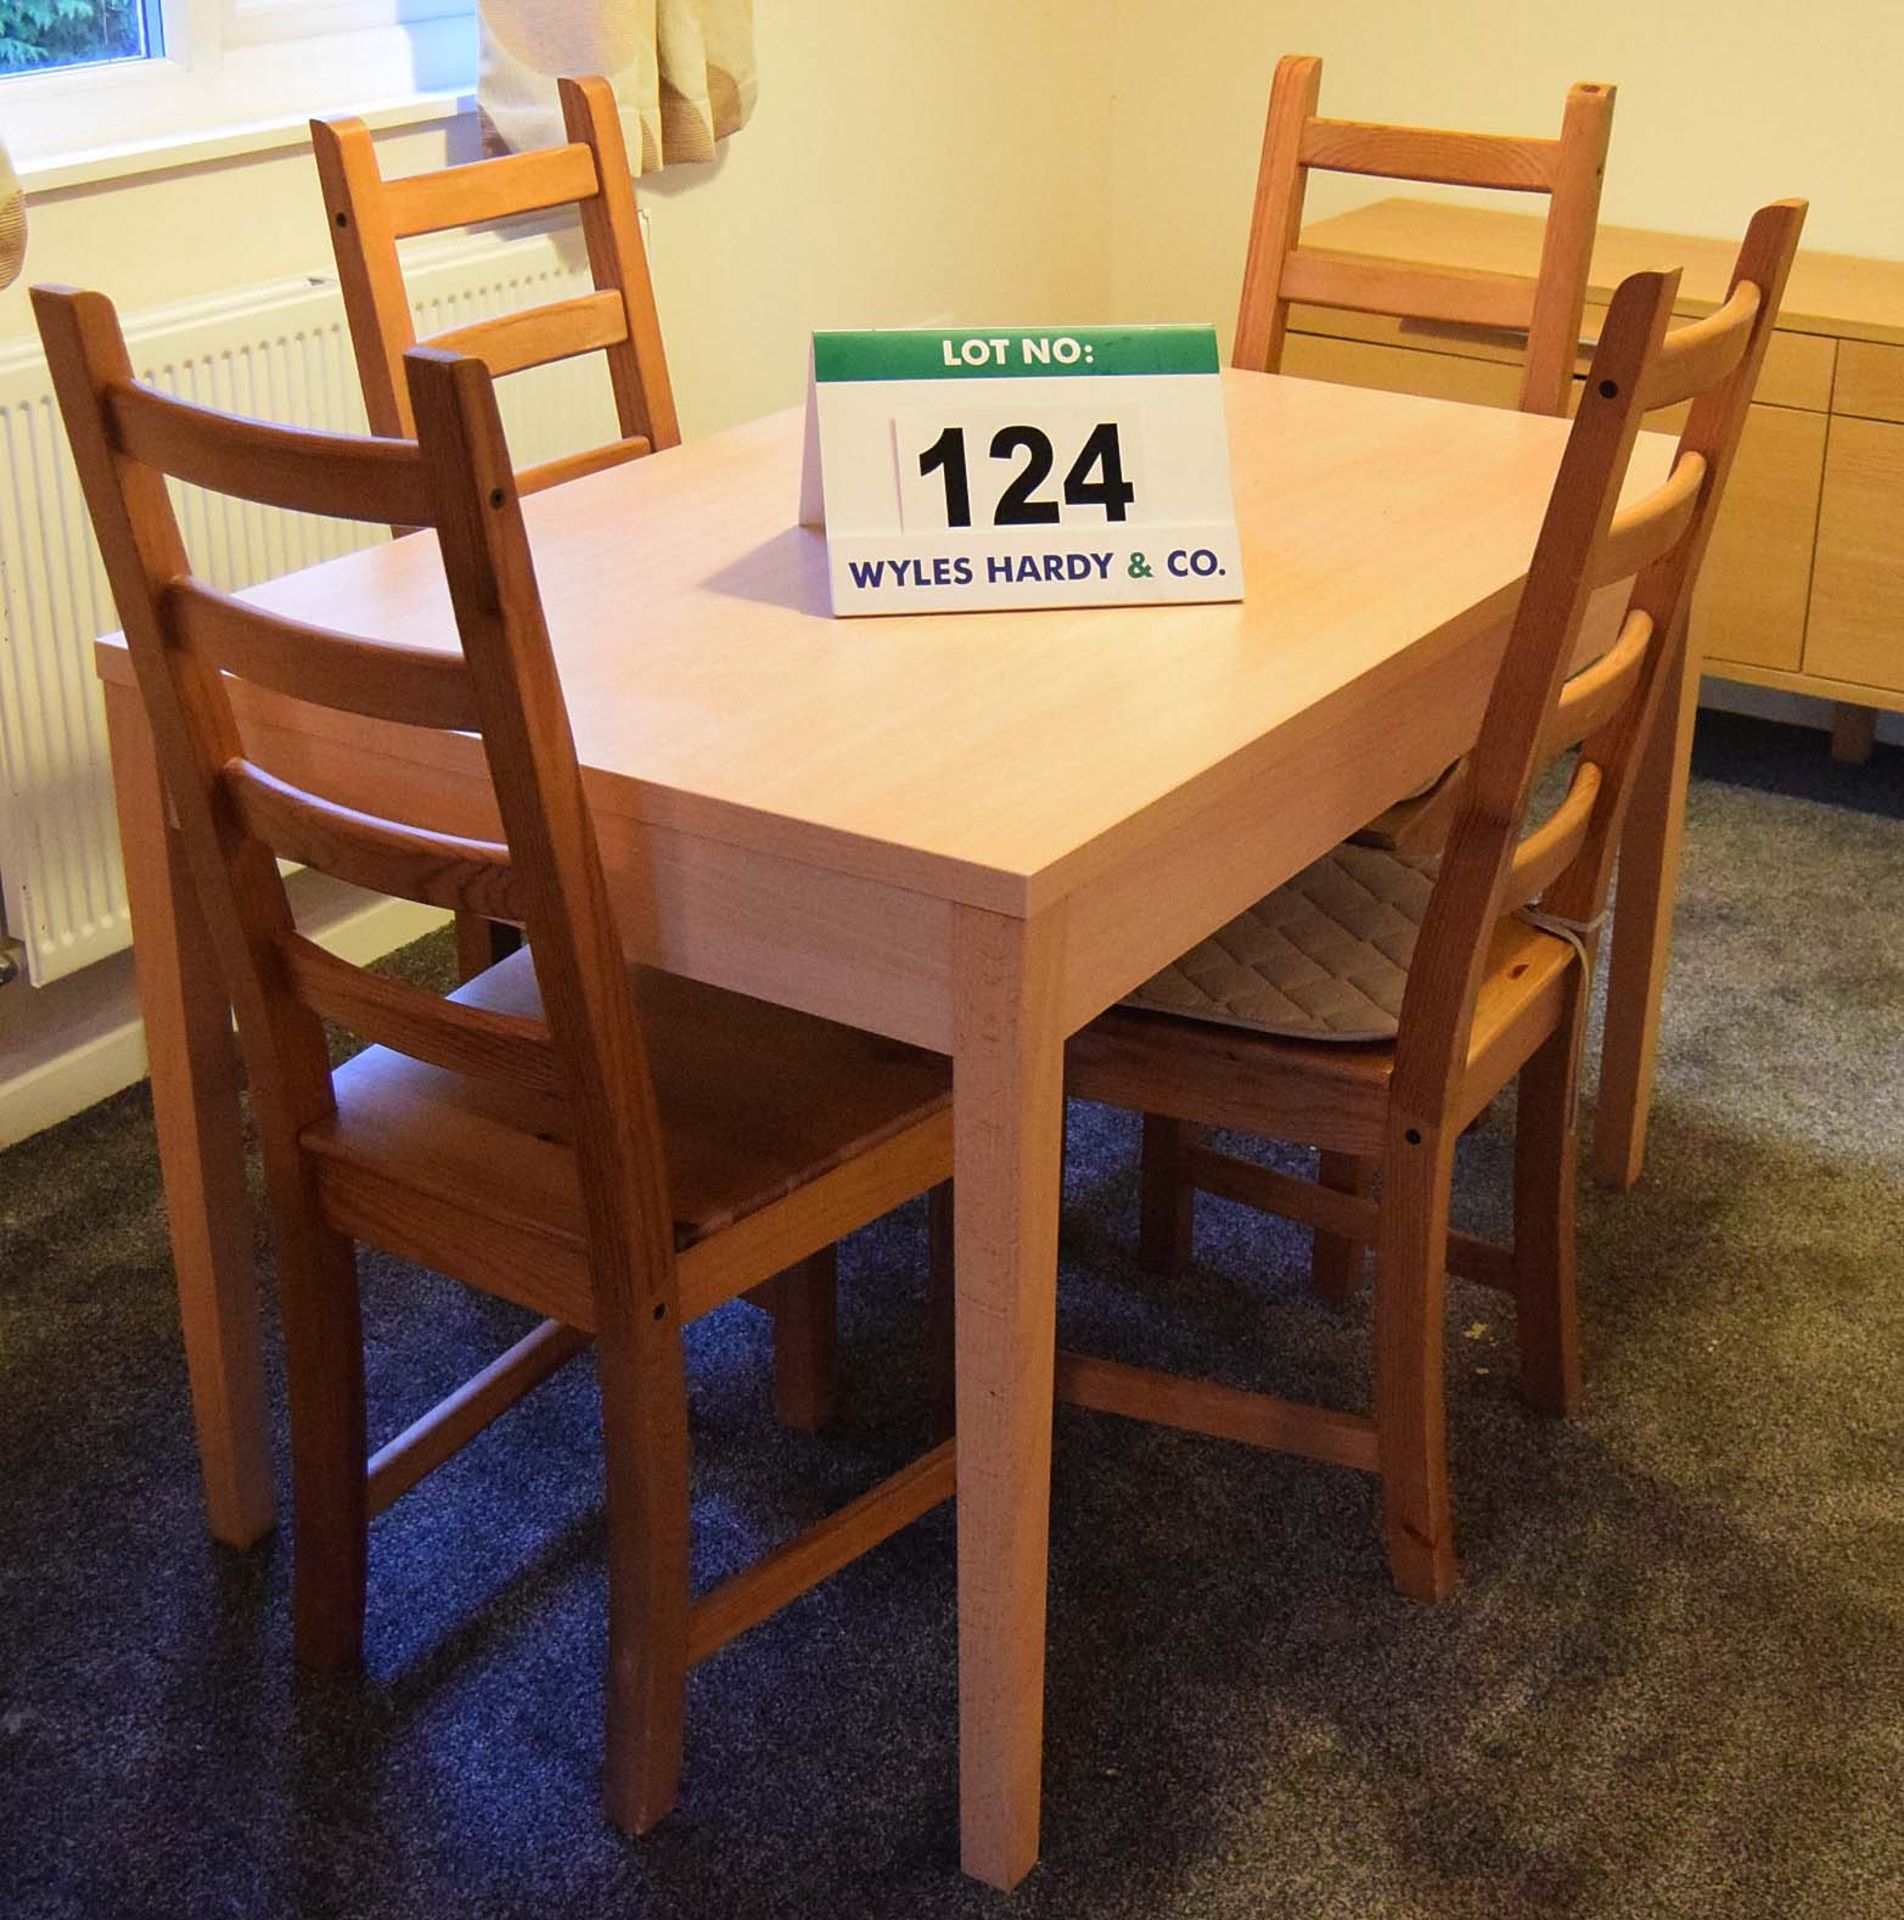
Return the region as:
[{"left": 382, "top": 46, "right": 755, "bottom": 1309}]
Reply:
[
  {"left": 597, "top": 1311, "right": 691, "bottom": 1835},
  {"left": 1313, "top": 1150, "right": 1375, "bottom": 1301},
  {"left": 452, "top": 912, "right": 521, "bottom": 983},
  {"left": 277, "top": 1208, "right": 368, "bottom": 1673},
  {"left": 766, "top": 1248, "right": 838, "bottom": 1433},
  {"left": 1513, "top": 984, "right": 1586, "bottom": 1417},
  {"left": 1138, "top": 1114, "right": 1197, "bottom": 1276},
  {"left": 1372, "top": 1123, "right": 1458, "bottom": 1601},
  {"left": 927, "top": 1181, "right": 956, "bottom": 1442}
]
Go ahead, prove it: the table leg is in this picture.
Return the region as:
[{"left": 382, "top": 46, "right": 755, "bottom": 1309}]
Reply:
[
  {"left": 104, "top": 681, "right": 275, "bottom": 1547},
  {"left": 952, "top": 903, "right": 1066, "bottom": 1890},
  {"left": 1593, "top": 621, "right": 1699, "bottom": 1190}
]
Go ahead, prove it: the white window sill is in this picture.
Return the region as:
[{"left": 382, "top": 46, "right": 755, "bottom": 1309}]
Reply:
[
  {"left": 8, "top": 11, "right": 478, "bottom": 194},
  {"left": 19, "top": 87, "right": 473, "bottom": 196}
]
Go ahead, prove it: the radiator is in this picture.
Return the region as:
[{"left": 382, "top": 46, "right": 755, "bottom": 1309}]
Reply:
[{"left": 0, "top": 227, "right": 610, "bottom": 985}]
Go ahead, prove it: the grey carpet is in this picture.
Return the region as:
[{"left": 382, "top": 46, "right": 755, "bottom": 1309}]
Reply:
[{"left": 1, "top": 710, "right": 1899, "bottom": 1920}]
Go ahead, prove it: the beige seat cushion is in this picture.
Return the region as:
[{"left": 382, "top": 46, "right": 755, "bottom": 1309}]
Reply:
[{"left": 1125, "top": 845, "right": 1438, "bottom": 1042}]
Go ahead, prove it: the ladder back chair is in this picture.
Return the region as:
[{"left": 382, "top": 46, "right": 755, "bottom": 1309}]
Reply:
[
  {"left": 1237, "top": 55, "right": 1617, "bottom": 855},
  {"left": 312, "top": 74, "right": 679, "bottom": 484},
  {"left": 37, "top": 284, "right": 957, "bottom": 1834},
  {"left": 313, "top": 75, "right": 679, "bottom": 985},
  {"left": 1236, "top": 53, "right": 1616, "bottom": 416},
  {"left": 1066, "top": 202, "right": 1807, "bottom": 1601}
]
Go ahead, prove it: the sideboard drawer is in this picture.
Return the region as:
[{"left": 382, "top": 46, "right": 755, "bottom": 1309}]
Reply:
[
  {"left": 1580, "top": 306, "right": 1835, "bottom": 414},
  {"left": 1291, "top": 299, "right": 1836, "bottom": 415},
  {"left": 1805, "top": 415, "right": 1904, "bottom": 692},
  {"left": 1695, "top": 405, "right": 1828, "bottom": 675},
  {"left": 1280, "top": 329, "right": 1524, "bottom": 408},
  {"left": 1721, "top": 328, "right": 1834, "bottom": 415},
  {"left": 1832, "top": 341, "right": 1904, "bottom": 424},
  {"left": 1287, "top": 305, "right": 1523, "bottom": 367}
]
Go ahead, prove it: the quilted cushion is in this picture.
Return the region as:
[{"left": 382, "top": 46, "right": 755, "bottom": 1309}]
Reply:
[{"left": 1124, "top": 845, "right": 1438, "bottom": 1042}]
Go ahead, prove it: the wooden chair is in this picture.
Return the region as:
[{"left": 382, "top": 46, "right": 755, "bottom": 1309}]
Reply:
[
  {"left": 36, "top": 283, "right": 956, "bottom": 1833},
  {"left": 1236, "top": 54, "right": 1616, "bottom": 416},
  {"left": 1235, "top": 55, "right": 1618, "bottom": 858},
  {"left": 312, "top": 74, "right": 679, "bottom": 482},
  {"left": 1065, "top": 202, "right": 1806, "bottom": 1601},
  {"left": 313, "top": 76, "right": 682, "bottom": 984}
]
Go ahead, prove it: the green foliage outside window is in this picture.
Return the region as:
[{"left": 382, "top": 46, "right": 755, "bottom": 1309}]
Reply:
[{"left": 0, "top": 0, "right": 151, "bottom": 73}]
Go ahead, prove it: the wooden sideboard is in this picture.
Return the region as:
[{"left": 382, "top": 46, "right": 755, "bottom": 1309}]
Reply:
[{"left": 1288, "top": 198, "right": 1904, "bottom": 759}]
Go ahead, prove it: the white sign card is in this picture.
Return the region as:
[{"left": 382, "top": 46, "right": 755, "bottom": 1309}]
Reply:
[{"left": 799, "top": 325, "right": 1244, "bottom": 616}]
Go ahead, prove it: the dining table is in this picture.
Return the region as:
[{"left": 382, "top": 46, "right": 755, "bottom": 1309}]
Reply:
[{"left": 95, "top": 364, "right": 1678, "bottom": 1888}]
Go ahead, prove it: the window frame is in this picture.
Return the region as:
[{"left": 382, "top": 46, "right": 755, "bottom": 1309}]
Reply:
[
  {"left": 221, "top": 0, "right": 468, "bottom": 52},
  {"left": 0, "top": 0, "right": 476, "bottom": 169},
  {"left": 0, "top": 0, "right": 166, "bottom": 80}
]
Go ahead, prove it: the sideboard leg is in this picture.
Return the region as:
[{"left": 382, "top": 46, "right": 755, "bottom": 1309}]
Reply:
[{"left": 1829, "top": 703, "right": 1876, "bottom": 765}]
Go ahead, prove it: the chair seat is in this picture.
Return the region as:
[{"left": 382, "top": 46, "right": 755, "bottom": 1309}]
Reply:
[
  {"left": 1075, "top": 907, "right": 1577, "bottom": 1156},
  {"left": 1125, "top": 845, "right": 1439, "bottom": 1041},
  {"left": 303, "top": 949, "right": 951, "bottom": 1325},
  {"left": 1348, "top": 758, "right": 1469, "bottom": 854}
]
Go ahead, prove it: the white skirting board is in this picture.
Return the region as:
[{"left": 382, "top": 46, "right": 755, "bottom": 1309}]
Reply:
[{"left": 0, "top": 884, "right": 449, "bottom": 1149}]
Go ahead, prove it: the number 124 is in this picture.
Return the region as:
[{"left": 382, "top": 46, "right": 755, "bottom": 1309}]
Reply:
[{"left": 917, "top": 422, "right": 1136, "bottom": 528}]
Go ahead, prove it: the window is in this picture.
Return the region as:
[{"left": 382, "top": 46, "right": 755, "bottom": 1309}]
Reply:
[
  {"left": 1, "top": 0, "right": 475, "bottom": 170},
  {"left": 0, "top": 0, "right": 162, "bottom": 75}
]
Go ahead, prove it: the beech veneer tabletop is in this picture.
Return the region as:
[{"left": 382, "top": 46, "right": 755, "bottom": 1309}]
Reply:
[{"left": 100, "top": 368, "right": 1667, "bottom": 919}]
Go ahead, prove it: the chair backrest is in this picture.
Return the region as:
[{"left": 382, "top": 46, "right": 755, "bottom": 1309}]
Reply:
[
  {"left": 312, "top": 74, "right": 681, "bottom": 494},
  {"left": 1234, "top": 54, "right": 1616, "bottom": 415},
  {"left": 34, "top": 283, "right": 677, "bottom": 1320},
  {"left": 1389, "top": 199, "right": 1807, "bottom": 1122}
]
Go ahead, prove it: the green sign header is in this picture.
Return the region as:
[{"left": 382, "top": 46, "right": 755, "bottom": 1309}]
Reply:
[{"left": 813, "top": 325, "right": 1220, "bottom": 384}]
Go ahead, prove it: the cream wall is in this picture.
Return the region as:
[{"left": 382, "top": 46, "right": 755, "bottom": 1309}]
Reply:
[
  {"left": 0, "top": 0, "right": 1114, "bottom": 434},
  {"left": 1107, "top": 0, "right": 1904, "bottom": 335},
  {"left": 11, "top": 2, "right": 1897, "bottom": 420}
]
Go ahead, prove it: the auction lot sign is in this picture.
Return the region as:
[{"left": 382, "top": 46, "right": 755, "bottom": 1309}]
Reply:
[{"left": 800, "top": 326, "right": 1243, "bottom": 616}]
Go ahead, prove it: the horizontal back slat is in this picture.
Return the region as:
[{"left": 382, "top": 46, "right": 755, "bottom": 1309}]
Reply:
[
  {"left": 1641, "top": 284, "right": 1762, "bottom": 410},
  {"left": 1299, "top": 117, "right": 1562, "bottom": 192},
  {"left": 383, "top": 143, "right": 601, "bottom": 238},
  {"left": 168, "top": 581, "right": 480, "bottom": 731},
  {"left": 1503, "top": 762, "right": 1603, "bottom": 913},
  {"left": 521, "top": 434, "right": 652, "bottom": 494},
  {"left": 426, "top": 290, "right": 630, "bottom": 382},
  {"left": 277, "top": 932, "right": 564, "bottom": 1097},
  {"left": 224, "top": 758, "right": 528, "bottom": 922},
  {"left": 1543, "top": 609, "right": 1654, "bottom": 759},
  {"left": 1279, "top": 250, "right": 1538, "bottom": 331},
  {"left": 1592, "top": 452, "right": 1708, "bottom": 589},
  {"left": 108, "top": 381, "right": 432, "bottom": 528}
]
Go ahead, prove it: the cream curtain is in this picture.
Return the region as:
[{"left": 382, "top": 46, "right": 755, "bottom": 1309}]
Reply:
[
  {"left": 0, "top": 138, "right": 25, "bottom": 291},
  {"left": 478, "top": 0, "right": 758, "bottom": 170}
]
